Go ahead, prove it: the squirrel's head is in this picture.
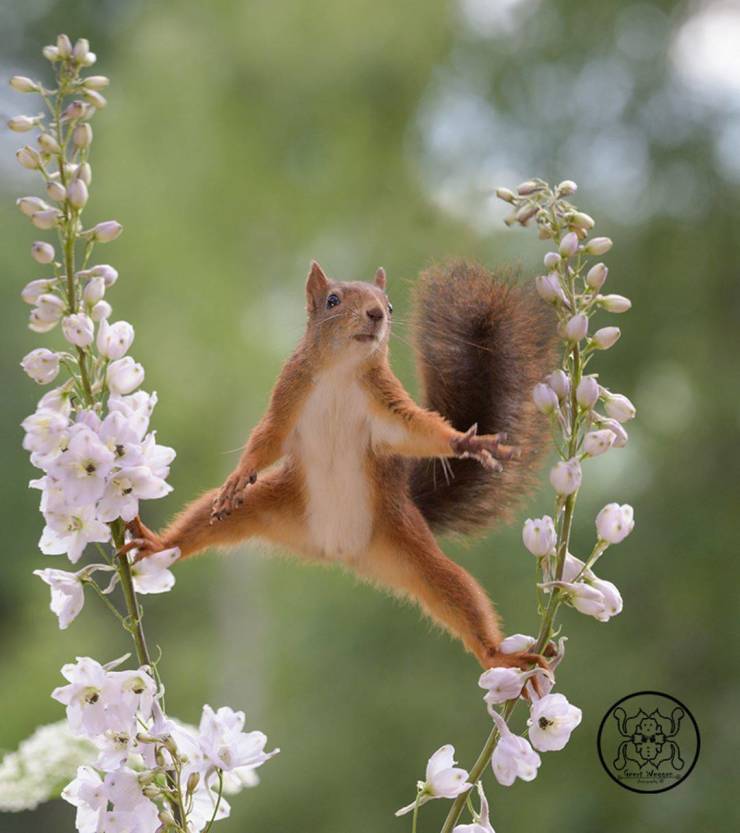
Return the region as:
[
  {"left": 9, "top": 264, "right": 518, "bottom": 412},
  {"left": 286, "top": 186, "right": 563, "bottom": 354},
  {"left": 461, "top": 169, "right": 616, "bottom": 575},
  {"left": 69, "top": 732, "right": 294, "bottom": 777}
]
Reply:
[{"left": 304, "top": 260, "right": 392, "bottom": 360}]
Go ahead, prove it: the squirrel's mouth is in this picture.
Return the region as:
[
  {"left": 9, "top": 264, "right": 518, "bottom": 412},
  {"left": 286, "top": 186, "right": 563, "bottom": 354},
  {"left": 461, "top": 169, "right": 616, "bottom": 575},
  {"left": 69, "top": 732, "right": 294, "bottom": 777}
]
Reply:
[{"left": 353, "top": 333, "right": 378, "bottom": 342}]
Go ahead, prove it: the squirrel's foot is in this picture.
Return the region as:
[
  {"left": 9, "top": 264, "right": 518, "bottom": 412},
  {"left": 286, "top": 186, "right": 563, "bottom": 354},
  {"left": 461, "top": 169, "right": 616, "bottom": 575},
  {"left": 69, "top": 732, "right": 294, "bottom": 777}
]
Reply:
[
  {"left": 119, "top": 516, "right": 166, "bottom": 562},
  {"left": 210, "top": 469, "right": 257, "bottom": 524},
  {"left": 451, "top": 424, "right": 520, "bottom": 472}
]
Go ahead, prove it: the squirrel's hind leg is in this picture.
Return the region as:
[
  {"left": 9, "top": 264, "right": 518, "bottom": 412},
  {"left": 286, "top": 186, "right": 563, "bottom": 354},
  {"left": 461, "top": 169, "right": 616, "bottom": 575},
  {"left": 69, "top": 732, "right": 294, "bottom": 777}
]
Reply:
[{"left": 357, "top": 503, "right": 504, "bottom": 667}]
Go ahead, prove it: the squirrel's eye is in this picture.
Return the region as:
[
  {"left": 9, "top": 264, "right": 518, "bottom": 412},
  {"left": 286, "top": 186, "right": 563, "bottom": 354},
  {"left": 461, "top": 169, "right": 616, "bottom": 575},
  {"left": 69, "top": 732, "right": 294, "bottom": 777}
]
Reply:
[
  {"left": 326, "top": 293, "right": 341, "bottom": 309},
  {"left": 387, "top": 302, "right": 393, "bottom": 315}
]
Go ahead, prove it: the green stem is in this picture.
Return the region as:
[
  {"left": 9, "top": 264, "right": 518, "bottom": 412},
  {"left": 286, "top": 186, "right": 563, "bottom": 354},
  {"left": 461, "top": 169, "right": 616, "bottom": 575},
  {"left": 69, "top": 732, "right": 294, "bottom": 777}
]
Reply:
[{"left": 111, "top": 520, "right": 153, "bottom": 669}]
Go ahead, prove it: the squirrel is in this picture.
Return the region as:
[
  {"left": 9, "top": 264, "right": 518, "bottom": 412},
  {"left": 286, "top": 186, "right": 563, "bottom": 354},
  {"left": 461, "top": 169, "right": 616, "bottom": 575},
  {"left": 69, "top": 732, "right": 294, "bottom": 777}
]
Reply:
[{"left": 126, "top": 259, "right": 555, "bottom": 672}]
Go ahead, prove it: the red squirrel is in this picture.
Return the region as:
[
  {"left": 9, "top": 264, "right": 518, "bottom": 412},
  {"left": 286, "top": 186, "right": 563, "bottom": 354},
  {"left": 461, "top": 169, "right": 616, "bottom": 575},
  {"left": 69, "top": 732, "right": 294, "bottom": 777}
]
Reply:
[{"left": 126, "top": 259, "right": 554, "bottom": 672}]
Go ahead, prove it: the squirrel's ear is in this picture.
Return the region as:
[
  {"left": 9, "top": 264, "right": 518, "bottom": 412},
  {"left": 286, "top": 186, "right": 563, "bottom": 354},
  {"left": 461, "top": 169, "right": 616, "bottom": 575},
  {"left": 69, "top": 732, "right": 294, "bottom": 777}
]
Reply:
[
  {"left": 306, "top": 260, "right": 329, "bottom": 312},
  {"left": 374, "top": 267, "right": 387, "bottom": 290}
]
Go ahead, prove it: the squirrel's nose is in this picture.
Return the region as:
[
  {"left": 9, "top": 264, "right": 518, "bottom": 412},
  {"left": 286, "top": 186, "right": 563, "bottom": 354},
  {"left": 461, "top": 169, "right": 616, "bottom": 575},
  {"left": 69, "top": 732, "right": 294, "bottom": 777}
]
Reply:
[{"left": 366, "top": 306, "right": 384, "bottom": 322}]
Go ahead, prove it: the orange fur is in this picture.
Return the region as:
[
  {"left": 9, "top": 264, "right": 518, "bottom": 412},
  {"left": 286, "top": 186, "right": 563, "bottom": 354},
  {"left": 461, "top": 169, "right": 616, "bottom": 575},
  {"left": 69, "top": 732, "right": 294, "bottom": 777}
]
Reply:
[{"left": 131, "top": 261, "right": 553, "bottom": 671}]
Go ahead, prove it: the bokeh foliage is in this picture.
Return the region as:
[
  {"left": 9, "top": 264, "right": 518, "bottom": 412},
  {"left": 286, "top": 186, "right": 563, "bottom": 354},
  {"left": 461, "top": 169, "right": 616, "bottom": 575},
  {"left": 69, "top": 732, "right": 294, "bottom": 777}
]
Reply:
[{"left": 1, "top": 0, "right": 738, "bottom": 830}]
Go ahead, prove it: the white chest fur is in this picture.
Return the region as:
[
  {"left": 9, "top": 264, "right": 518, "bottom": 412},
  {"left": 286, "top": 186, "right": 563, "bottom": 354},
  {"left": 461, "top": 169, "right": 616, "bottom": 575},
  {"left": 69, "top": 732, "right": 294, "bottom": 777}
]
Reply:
[{"left": 292, "top": 365, "right": 375, "bottom": 558}]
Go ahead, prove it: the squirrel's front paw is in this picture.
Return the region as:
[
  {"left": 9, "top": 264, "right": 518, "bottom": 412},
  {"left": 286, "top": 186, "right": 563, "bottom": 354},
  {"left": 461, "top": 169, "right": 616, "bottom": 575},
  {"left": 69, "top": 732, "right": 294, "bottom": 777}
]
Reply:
[
  {"left": 118, "top": 516, "right": 166, "bottom": 562},
  {"left": 486, "top": 648, "right": 551, "bottom": 698},
  {"left": 451, "top": 424, "right": 520, "bottom": 472},
  {"left": 210, "top": 469, "right": 257, "bottom": 523}
]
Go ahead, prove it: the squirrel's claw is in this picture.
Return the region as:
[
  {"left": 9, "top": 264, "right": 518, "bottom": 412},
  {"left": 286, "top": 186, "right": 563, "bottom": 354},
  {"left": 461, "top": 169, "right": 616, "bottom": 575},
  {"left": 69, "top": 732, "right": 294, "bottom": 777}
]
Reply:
[
  {"left": 486, "top": 648, "right": 552, "bottom": 699},
  {"left": 210, "top": 470, "right": 257, "bottom": 524},
  {"left": 119, "top": 516, "right": 164, "bottom": 562},
  {"left": 451, "top": 425, "right": 520, "bottom": 471}
]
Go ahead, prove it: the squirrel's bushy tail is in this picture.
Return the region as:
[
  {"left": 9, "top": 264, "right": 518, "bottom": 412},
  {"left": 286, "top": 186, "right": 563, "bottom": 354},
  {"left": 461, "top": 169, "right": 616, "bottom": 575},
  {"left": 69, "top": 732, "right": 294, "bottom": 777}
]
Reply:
[{"left": 409, "top": 260, "right": 555, "bottom": 537}]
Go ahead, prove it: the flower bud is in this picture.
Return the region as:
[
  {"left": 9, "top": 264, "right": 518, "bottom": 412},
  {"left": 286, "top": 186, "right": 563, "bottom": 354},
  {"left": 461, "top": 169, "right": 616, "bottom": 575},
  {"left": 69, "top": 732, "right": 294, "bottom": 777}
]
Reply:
[
  {"left": 91, "top": 300, "right": 112, "bottom": 321},
  {"left": 56, "top": 34, "right": 73, "bottom": 58},
  {"left": 535, "top": 273, "right": 567, "bottom": 305},
  {"left": 515, "top": 203, "right": 538, "bottom": 224},
  {"left": 543, "top": 251, "right": 561, "bottom": 270},
  {"left": 81, "top": 51, "right": 97, "bottom": 67},
  {"left": 522, "top": 515, "right": 557, "bottom": 557},
  {"left": 31, "top": 241, "right": 55, "bottom": 264},
  {"left": 67, "top": 179, "right": 89, "bottom": 209},
  {"left": 495, "top": 187, "right": 516, "bottom": 203},
  {"left": 10, "top": 76, "right": 38, "bottom": 93},
  {"left": 557, "top": 180, "right": 577, "bottom": 195},
  {"left": 560, "top": 552, "right": 593, "bottom": 583},
  {"left": 499, "top": 634, "right": 536, "bottom": 654},
  {"left": 598, "top": 417, "right": 628, "bottom": 448},
  {"left": 575, "top": 376, "right": 599, "bottom": 409},
  {"left": 586, "top": 264, "right": 607, "bottom": 290},
  {"left": 83, "top": 75, "right": 110, "bottom": 90},
  {"left": 546, "top": 369, "right": 570, "bottom": 400},
  {"left": 83, "top": 276, "right": 106, "bottom": 305},
  {"left": 107, "top": 356, "right": 145, "bottom": 395},
  {"left": 31, "top": 209, "right": 61, "bottom": 230},
  {"left": 564, "top": 313, "right": 588, "bottom": 342},
  {"left": 599, "top": 294, "right": 631, "bottom": 313},
  {"left": 22, "top": 278, "right": 54, "bottom": 305},
  {"left": 35, "top": 293, "right": 65, "bottom": 321},
  {"left": 46, "top": 180, "right": 67, "bottom": 202},
  {"left": 73, "top": 123, "right": 93, "bottom": 148},
  {"left": 29, "top": 309, "right": 59, "bottom": 333},
  {"left": 97, "top": 319, "right": 135, "bottom": 359},
  {"left": 21, "top": 348, "right": 60, "bottom": 384},
  {"left": 85, "top": 264, "right": 118, "bottom": 286},
  {"left": 92, "top": 221, "right": 123, "bottom": 242},
  {"left": 479, "top": 666, "right": 532, "bottom": 704},
  {"left": 186, "top": 772, "right": 201, "bottom": 794},
  {"left": 76, "top": 162, "right": 92, "bottom": 185},
  {"left": 158, "top": 811, "right": 175, "bottom": 826},
  {"left": 17, "top": 196, "right": 48, "bottom": 216},
  {"left": 73, "top": 38, "right": 90, "bottom": 62},
  {"left": 62, "top": 100, "right": 90, "bottom": 121},
  {"left": 84, "top": 90, "right": 107, "bottom": 109},
  {"left": 571, "top": 211, "right": 595, "bottom": 230},
  {"left": 62, "top": 313, "right": 94, "bottom": 347},
  {"left": 532, "top": 382, "right": 559, "bottom": 414},
  {"left": 549, "top": 458, "right": 582, "bottom": 495},
  {"left": 591, "top": 326, "right": 621, "bottom": 350},
  {"left": 37, "top": 133, "right": 61, "bottom": 154},
  {"left": 583, "top": 429, "right": 616, "bottom": 457},
  {"left": 584, "top": 236, "right": 613, "bottom": 255},
  {"left": 517, "top": 180, "right": 543, "bottom": 196},
  {"left": 559, "top": 232, "right": 579, "bottom": 258},
  {"left": 591, "top": 578, "right": 623, "bottom": 619},
  {"left": 42, "top": 43, "right": 60, "bottom": 60},
  {"left": 16, "top": 145, "right": 41, "bottom": 169},
  {"left": 7, "top": 115, "right": 37, "bottom": 132},
  {"left": 603, "top": 392, "right": 636, "bottom": 423},
  {"left": 596, "top": 503, "right": 634, "bottom": 544}
]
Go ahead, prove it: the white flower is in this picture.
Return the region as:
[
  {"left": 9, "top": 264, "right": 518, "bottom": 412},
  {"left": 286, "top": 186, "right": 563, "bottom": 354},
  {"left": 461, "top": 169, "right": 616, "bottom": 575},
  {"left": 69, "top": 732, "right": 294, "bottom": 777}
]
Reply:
[
  {"left": 52, "top": 658, "right": 112, "bottom": 737},
  {"left": 40, "top": 504, "right": 111, "bottom": 563},
  {"left": 595, "top": 503, "right": 634, "bottom": 544},
  {"left": 396, "top": 744, "right": 472, "bottom": 816},
  {"left": 67, "top": 179, "right": 89, "bottom": 209},
  {"left": 591, "top": 326, "right": 621, "bottom": 350},
  {"left": 22, "top": 408, "right": 68, "bottom": 456},
  {"left": 560, "top": 552, "right": 593, "bottom": 583},
  {"left": 97, "top": 411, "right": 144, "bottom": 467},
  {"left": 197, "top": 705, "right": 279, "bottom": 774},
  {"left": 97, "top": 319, "right": 134, "bottom": 360},
  {"left": 532, "top": 383, "right": 558, "bottom": 414},
  {"left": 498, "top": 634, "right": 535, "bottom": 654},
  {"left": 535, "top": 273, "right": 568, "bottom": 305},
  {"left": 130, "top": 548, "right": 179, "bottom": 594},
  {"left": 38, "top": 384, "right": 74, "bottom": 416},
  {"left": 599, "top": 294, "right": 631, "bottom": 313},
  {"left": 549, "top": 458, "right": 582, "bottom": 495},
  {"left": 489, "top": 710, "right": 541, "bottom": 786},
  {"left": 527, "top": 693, "right": 582, "bottom": 752},
  {"left": 62, "top": 313, "right": 95, "bottom": 348},
  {"left": 590, "top": 577, "right": 623, "bottom": 620},
  {"left": 140, "top": 433, "right": 176, "bottom": 479},
  {"left": 586, "top": 262, "right": 607, "bottom": 289},
  {"left": 21, "top": 277, "right": 55, "bottom": 304},
  {"left": 584, "top": 236, "right": 612, "bottom": 255},
  {"left": 522, "top": 515, "right": 557, "bottom": 557},
  {"left": 479, "top": 667, "right": 538, "bottom": 706},
  {"left": 596, "top": 417, "right": 629, "bottom": 448},
  {"left": 33, "top": 567, "right": 85, "bottom": 629},
  {"left": 546, "top": 369, "right": 570, "bottom": 400},
  {"left": 453, "top": 782, "right": 495, "bottom": 833},
  {"left": 62, "top": 765, "right": 158, "bottom": 833},
  {"left": 107, "top": 357, "right": 145, "bottom": 395},
  {"left": 583, "top": 429, "right": 616, "bottom": 457},
  {"left": 106, "top": 668, "right": 158, "bottom": 730},
  {"left": 21, "top": 348, "right": 60, "bottom": 384},
  {"left": 92, "top": 220, "right": 123, "bottom": 242},
  {"left": 97, "top": 465, "right": 172, "bottom": 523},
  {"left": 82, "top": 276, "right": 105, "bottom": 305},
  {"left": 34, "top": 292, "right": 65, "bottom": 323},
  {"left": 603, "top": 392, "right": 636, "bottom": 423},
  {"left": 575, "top": 376, "right": 599, "bottom": 408},
  {"left": 559, "top": 232, "right": 578, "bottom": 257},
  {"left": 541, "top": 579, "right": 619, "bottom": 622},
  {"left": 108, "top": 391, "right": 157, "bottom": 441},
  {"left": 49, "top": 426, "right": 115, "bottom": 505},
  {"left": 564, "top": 313, "right": 588, "bottom": 342},
  {"left": 91, "top": 300, "right": 112, "bottom": 321},
  {"left": 31, "top": 241, "right": 55, "bottom": 264}
]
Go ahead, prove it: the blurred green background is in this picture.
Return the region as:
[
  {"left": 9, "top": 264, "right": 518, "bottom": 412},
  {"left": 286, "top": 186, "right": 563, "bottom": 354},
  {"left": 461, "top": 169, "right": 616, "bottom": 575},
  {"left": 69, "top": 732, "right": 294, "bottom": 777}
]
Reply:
[{"left": 1, "top": 0, "right": 738, "bottom": 831}]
